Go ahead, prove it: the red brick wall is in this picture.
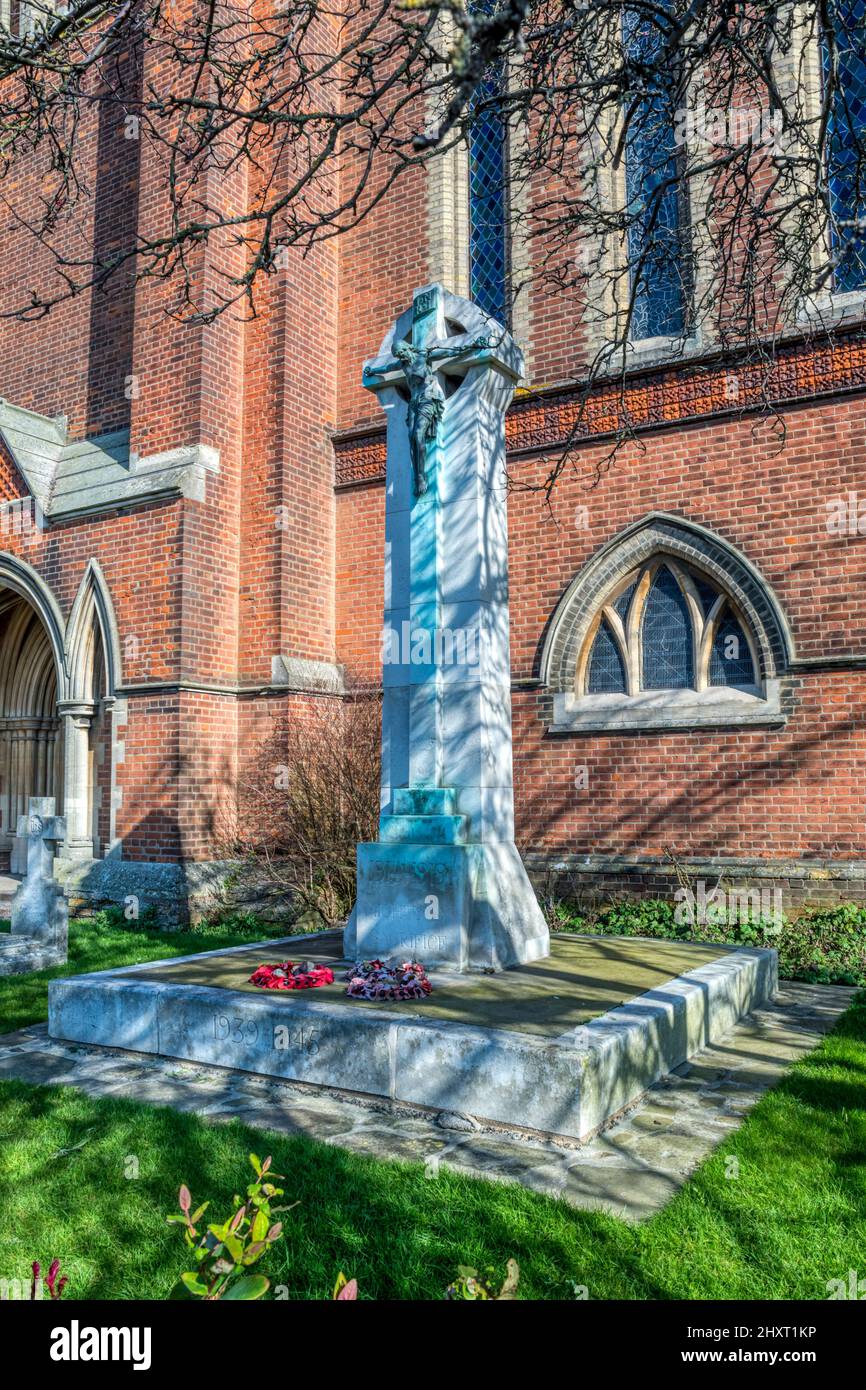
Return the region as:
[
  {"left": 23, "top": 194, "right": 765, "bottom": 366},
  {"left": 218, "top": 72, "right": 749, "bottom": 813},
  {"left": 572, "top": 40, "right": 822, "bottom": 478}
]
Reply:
[
  {"left": 0, "top": 15, "right": 863, "bottom": 889},
  {"left": 335, "top": 391, "right": 866, "bottom": 865}
]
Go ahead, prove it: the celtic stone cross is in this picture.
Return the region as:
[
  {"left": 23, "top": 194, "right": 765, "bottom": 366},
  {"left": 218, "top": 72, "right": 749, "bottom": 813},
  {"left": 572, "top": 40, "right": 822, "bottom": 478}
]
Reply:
[{"left": 346, "top": 284, "right": 550, "bottom": 972}]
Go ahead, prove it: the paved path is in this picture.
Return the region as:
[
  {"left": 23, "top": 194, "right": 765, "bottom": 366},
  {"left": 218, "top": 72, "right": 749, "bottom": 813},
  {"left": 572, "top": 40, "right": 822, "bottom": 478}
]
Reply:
[{"left": 0, "top": 981, "right": 854, "bottom": 1221}]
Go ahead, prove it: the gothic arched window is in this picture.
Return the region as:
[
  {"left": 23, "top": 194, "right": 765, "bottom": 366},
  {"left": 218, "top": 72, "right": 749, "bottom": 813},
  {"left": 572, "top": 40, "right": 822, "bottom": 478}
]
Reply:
[
  {"left": 541, "top": 515, "right": 790, "bottom": 733},
  {"left": 823, "top": 0, "right": 866, "bottom": 292},
  {"left": 622, "top": 2, "right": 690, "bottom": 339},
  {"left": 579, "top": 559, "right": 759, "bottom": 699}
]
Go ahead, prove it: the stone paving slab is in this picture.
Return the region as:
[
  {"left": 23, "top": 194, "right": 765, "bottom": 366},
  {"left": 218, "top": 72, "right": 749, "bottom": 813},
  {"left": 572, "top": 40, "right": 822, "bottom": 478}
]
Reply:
[{"left": 0, "top": 980, "right": 854, "bottom": 1221}]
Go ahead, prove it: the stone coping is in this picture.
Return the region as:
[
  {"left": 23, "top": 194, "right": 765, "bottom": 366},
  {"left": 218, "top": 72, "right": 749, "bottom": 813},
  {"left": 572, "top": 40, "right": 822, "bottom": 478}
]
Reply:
[
  {"left": 0, "top": 937, "right": 67, "bottom": 977},
  {"left": 47, "top": 931, "right": 777, "bottom": 1141}
]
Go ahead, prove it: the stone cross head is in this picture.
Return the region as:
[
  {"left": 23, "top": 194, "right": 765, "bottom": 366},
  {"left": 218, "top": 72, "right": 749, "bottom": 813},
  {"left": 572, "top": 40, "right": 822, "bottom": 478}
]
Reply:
[
  {"left": 362, "top": 283, "right": 521, "bottom": 497},
  {"left": 16, "top": 796, "right": 66, "bottom": 880}
]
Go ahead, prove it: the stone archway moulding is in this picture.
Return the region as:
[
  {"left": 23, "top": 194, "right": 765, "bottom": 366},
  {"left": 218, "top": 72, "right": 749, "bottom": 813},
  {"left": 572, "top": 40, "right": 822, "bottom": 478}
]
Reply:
[
  {"left": 0, "top": 552, "right": 67, "bottom": 698},
  {"left": 65, "top": 557, "right": 123, "bottom": 704},
  {"left": 0, "top": 553, "right": 122, "bottom": 864}
]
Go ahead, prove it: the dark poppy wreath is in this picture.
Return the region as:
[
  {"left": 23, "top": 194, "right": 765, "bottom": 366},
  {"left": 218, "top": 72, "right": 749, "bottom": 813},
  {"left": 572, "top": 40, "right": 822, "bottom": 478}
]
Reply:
[
  {"left": 248, "top": 961, "right": 335, "bottom": 990},
  {"left": 345, "top": 959, "right": 433, "bottom": 1001}
]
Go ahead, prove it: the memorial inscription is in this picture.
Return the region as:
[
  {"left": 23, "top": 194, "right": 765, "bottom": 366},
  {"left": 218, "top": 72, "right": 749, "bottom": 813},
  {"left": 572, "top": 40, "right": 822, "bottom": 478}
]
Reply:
[{"left": 210, "top": 1013, "right": 322, "bottom": 1056}]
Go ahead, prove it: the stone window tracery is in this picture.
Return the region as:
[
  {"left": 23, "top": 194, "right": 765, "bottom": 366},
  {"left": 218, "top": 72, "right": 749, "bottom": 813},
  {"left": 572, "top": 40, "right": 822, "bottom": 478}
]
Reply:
[
  {"left": 540, "top": 514, "right": 791, "bottom": 733},
  {"left": 579, "top": 558, "right": 759, "bottom": 699}
]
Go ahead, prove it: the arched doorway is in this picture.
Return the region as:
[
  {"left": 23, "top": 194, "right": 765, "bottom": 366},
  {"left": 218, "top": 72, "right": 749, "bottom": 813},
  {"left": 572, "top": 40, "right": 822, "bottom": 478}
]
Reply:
[
  {"left": 0, "top": 590, "right": 64, "bottom": 870},
  {"left": 0, "top": 554, "right": 121, "bottom": 873}
]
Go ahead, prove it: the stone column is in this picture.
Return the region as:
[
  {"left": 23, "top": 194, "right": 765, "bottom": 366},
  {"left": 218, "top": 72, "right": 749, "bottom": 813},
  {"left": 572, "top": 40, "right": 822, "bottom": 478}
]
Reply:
[
  {"left": 57, "top": 701, "right": 95, "bottom": 861},
  {"left": 8, "top": 730, "right": 23, "bottom": 872},
  {"left": 345, "top": 283, "right": 550, "bottom": 972}
]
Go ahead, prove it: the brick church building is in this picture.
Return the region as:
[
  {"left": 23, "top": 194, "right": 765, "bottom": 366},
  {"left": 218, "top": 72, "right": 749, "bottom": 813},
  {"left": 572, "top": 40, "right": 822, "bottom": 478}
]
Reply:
[{"left": 0, "top": 13, "right": 865, "bottom": 922}]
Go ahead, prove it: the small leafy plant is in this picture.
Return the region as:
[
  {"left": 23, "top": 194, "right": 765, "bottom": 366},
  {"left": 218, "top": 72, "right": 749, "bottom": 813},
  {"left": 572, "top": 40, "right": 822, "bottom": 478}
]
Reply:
[
  {"left": 35, "top": 1259, "right": 68, "bottom": 1300},
  {"left": 445, "top": 1260, "right": 520, "bottom": 1300},
  {"left": 168, "top": 1153, "right": 294, "bottom": 1300}
]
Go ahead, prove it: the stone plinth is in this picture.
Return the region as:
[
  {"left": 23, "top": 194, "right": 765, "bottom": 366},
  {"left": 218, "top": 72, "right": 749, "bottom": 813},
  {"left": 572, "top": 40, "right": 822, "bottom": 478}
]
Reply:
[{"left": 48, "top": 934, "right": 778, "bottom": 1142}]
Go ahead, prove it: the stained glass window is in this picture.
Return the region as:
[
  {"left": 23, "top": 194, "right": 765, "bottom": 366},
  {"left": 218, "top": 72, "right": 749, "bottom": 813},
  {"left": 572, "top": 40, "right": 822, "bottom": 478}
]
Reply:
[
  {"left": 709, "top": 609, "right": 756, "bottom": 688},
  {"left": 587, "top": 620, "right": 627, "bottom": 693},
  {"left": 623, "top": 4, "right": 689, "bottom": 338},
  {"left": 580, "top": 560, "right": 763, "bottom": 702},
  {"left": 468, "top": 3, "right": 509, "bottom": 323},
  {"left": 824, "top": 1, "right": 866, "bottom": 291},
  {"left": 640, "top": 567, "right": 694, "bottom": 689},
  {"left": 613, "top": 578, "right": 638, "bottom": 620}
]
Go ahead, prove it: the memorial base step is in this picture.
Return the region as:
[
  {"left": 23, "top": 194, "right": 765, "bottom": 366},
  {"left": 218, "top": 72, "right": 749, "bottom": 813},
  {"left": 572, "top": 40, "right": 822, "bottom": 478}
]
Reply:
[{"left": 0, "top": 934, "right": 66, "bottom": 977}]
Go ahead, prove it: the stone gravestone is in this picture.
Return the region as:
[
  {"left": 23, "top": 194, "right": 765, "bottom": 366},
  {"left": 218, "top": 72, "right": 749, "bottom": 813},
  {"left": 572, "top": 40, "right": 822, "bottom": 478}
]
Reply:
[
  {"left": 0, "top": 797, "right": 68, "bottom": 975},
  {"left": 344, "top": 283, "right": 550, "bottom": 971}
]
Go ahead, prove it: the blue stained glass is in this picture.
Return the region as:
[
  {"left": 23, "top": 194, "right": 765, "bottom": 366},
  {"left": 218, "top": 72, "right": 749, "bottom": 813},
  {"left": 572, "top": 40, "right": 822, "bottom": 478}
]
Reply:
[
  {"left": 824, "top": 1, "right": 866, "bottom": 291},
  {"left": 587, "top": 620, "right": 627, "bottom": 693},
  {"left": 641, "top": 567, "right": 694, "bottom": 689},
  {"left": 623, "top": 4, "right": 688, "bottom": 338},
  {"left": 709, "top": 608, "right": 756, "bottom": 688},
  {"left": 694, "top": 574, "right": 720, "bottom": 618},
  {"left": 468, "top": 2, "right": 509, "bottom": 324},
  {"left": 613, "top": 578, "right": 638, "bottom": 620}
]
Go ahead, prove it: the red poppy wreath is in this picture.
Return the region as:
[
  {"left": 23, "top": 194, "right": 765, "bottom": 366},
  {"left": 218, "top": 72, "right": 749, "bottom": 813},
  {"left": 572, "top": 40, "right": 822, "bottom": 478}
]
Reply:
[{"left": 248, "top": 961, "right": 335, "bottom": 990}]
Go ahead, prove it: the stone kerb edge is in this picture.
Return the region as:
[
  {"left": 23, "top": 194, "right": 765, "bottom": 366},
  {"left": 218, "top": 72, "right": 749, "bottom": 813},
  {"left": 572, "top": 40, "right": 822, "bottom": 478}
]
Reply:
[{"left": 575, "top": 944, "right": 779, "bottom": 1134}]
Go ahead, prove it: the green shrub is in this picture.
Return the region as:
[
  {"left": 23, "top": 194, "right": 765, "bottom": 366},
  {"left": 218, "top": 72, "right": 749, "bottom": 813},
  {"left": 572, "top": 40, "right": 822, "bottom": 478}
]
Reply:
[
  {"left": 549, "top": 895, "right": 866, "bottom": 987},
  {"left": 168, "top": 1153, "right": 293, "bottom": 1300},
  {"left": 76, "top": 904, "right": 160, "bottom": 933}
]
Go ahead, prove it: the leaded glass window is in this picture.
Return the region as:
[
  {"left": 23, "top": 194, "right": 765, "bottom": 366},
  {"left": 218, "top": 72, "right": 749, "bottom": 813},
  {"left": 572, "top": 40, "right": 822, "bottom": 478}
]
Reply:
[
  {"left": 468, "top": 3, "right": 509, "bottom": 323},
  {"left": 622, "top": 3, "right": 689, "bottom": 338},
  {"left": 588, "top": 620, "right": 627, "bottom": 693},
  {"left": 641, "top": 567, "right": 694, "bottom": 689},
  {"left": 580, "top": 559, "right": 758, "bottom": 697},
  {"left": 709, "top": 610, "right": 756, "bottom": 688},
  {"left": 824, "top": 0, "right": 866, "bottom": 292}
]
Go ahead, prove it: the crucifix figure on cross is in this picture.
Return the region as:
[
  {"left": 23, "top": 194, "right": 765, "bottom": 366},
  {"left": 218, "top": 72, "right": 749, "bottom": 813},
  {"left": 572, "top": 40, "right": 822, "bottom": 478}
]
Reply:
[{"left": 364, "top": 288, "right": 489, "bottom": 495}]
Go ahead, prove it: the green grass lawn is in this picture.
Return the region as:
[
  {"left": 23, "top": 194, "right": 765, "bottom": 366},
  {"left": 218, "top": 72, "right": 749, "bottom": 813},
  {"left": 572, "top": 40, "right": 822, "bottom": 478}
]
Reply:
[
  {"left": 0, "top": 917, "right": 259, "bottom": 1037},
  {"left": 1, "top": 979, "right": 864, "bottom": 1299}
]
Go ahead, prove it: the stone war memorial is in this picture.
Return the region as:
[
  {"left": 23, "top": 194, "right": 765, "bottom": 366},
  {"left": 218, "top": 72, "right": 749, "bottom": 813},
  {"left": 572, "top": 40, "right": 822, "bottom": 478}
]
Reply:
[
  {"left": 345, "top": 282, "right": 549, "bottom": 971},
  {"left": 47, "top": 289, "right": 778, "bottom": 1142},
  {"left": 0, "top": 796, "right": 67, "bottom": 976}
]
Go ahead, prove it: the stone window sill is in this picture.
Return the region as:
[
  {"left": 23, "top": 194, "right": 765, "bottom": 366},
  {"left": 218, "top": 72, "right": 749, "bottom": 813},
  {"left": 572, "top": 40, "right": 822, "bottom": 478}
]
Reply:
[
  {"left": 599, "top": 330, "right": 704, "bottom": 376},
  {"left": 549, "top": 681, "right": 784, "bottom": 734},
  {"left": 796, "top": 289, "right": 866, "bottom": 331}
]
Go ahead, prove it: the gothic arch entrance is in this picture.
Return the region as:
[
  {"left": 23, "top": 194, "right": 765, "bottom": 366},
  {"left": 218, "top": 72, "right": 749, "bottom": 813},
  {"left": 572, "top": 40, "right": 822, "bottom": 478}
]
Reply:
[
  {"left": 0, "top": 589, "right": 64, "bottom": 870},
  {"left": 0, "top": 555, "right": 121, "bottom": 871}
]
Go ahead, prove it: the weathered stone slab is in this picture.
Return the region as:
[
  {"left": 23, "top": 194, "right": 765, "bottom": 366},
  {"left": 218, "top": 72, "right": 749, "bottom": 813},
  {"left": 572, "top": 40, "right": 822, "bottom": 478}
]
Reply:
[
  {"left": 49, "top": 978, "right": 161, "bottom": 1051},
  {"left": 0, "top": 939, "right": 66, "bottom": 977},
  {"left": 392, "top": 1017, "right": 584, "bottom": 1135},
  {"left": 155, "top": 987, "right": 393, "bottom": 1097}
]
